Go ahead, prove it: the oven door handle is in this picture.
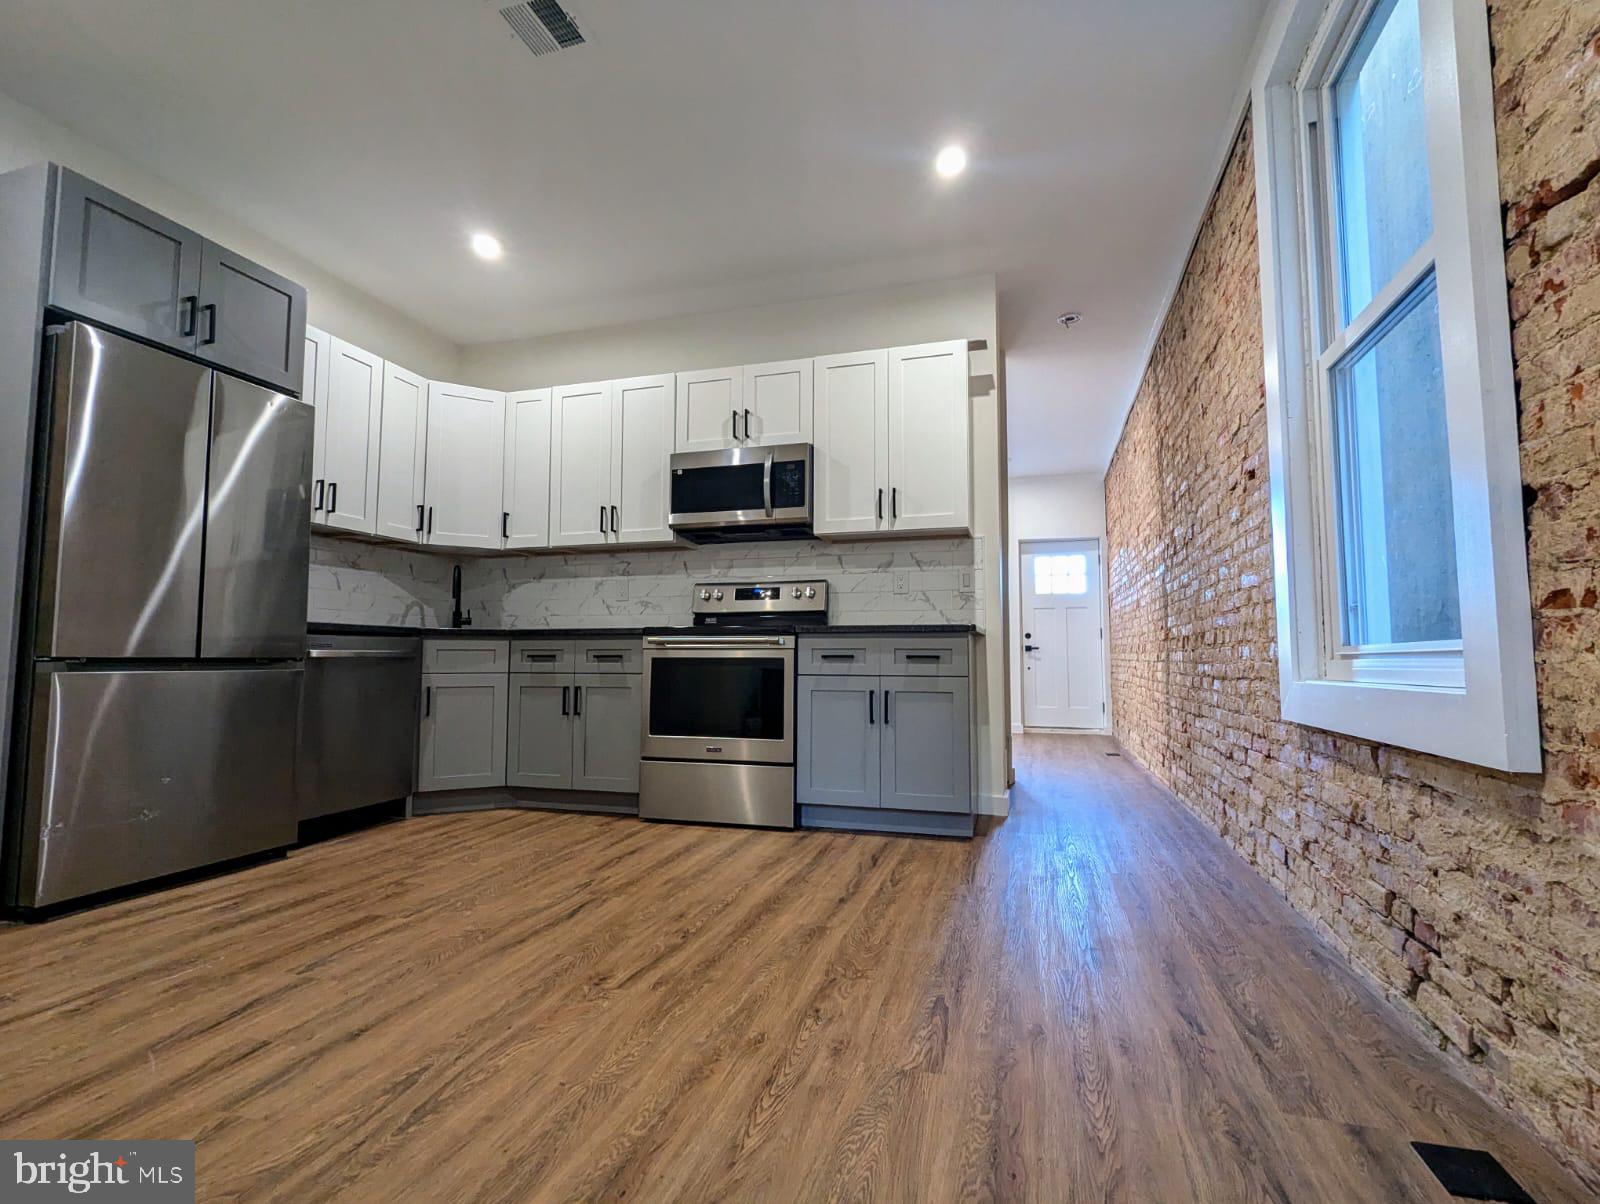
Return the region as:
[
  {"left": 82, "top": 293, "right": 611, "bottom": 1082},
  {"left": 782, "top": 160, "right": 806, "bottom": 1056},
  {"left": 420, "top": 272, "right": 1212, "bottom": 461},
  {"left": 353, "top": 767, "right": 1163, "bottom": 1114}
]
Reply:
[
  {"left": 762, "top": 450, "right": 774, "bottom": 517},
  {"left": 644, "top": 636, "right": 791, "bottom": 649}
]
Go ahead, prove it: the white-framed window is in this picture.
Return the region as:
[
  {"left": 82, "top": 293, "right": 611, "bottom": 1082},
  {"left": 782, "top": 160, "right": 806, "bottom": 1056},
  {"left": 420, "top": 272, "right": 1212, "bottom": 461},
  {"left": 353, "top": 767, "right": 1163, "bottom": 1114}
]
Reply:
[
  {"left": 1252, "top": 0, "right": 1539, "bottom": 771},
  {"left": 1032, "top": 553, "right": 1089, "bottom": 597}
]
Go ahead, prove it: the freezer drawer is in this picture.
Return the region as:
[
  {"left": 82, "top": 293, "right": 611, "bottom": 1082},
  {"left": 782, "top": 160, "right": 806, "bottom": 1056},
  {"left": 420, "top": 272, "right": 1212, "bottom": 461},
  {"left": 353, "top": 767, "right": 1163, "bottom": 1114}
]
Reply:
[{"left": 17, "top": 665, "right": 301, "bottom": 909}]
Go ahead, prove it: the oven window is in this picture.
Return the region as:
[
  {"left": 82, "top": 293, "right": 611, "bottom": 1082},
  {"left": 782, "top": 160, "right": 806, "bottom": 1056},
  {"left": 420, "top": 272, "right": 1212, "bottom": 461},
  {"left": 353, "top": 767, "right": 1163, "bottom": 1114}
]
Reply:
[
  {"left": 671, "top": 463, "right": 765, "bottom": 515},
  {"left": 650, "top": 657, "right": 786, "bottom": 740}
]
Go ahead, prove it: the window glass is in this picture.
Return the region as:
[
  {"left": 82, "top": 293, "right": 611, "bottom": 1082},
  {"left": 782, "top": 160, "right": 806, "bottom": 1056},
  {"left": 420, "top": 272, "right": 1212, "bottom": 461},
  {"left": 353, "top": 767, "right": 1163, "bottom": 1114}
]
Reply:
[
  {"left": 1032, "top": 554, "right": 1088, "bottom": 597},
  {"left": 1330, "top": 276, "right": 1460, "bottom": 646},
  {"left": 1334, "top": 0, "right": 1432, "bottom": 321}
]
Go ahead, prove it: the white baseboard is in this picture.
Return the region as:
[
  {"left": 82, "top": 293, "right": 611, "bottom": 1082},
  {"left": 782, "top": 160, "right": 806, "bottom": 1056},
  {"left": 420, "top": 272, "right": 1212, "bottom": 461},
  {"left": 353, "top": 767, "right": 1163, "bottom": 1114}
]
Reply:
[{"left": 977, "top": 790, "right": 1010, "bottom": 817}]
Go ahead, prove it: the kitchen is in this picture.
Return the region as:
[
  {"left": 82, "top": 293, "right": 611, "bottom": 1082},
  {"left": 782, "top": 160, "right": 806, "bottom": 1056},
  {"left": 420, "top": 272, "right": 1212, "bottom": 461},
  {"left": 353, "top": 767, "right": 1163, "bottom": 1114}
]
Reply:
[{"left": 0, "top": 1, "right": 1597, "bottom": 1200}]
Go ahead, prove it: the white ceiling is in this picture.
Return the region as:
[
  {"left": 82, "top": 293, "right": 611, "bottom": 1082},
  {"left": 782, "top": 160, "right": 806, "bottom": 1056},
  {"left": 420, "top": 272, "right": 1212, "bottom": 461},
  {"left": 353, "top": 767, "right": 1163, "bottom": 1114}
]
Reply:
[{"left": 0, "top": 0, "right": 1267, "bottom": 475}]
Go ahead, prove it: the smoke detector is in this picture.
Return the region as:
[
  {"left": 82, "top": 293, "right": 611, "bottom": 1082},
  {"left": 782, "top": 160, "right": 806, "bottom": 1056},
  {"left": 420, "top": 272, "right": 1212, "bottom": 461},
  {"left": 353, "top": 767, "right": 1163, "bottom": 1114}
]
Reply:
[
  {"left": 497, "top": 1, "right": 588, "bottom": 57},
  {"left": 1057, "top": 312, "right": 1084, "bottom": 329}
]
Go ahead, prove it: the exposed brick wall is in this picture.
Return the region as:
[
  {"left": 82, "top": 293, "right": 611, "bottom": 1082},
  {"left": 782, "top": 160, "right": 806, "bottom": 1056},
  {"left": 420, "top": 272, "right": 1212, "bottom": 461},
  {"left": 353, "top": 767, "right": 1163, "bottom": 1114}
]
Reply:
[{"left": 1104, "top": 1, "right": 1600, "bottom": 1186}]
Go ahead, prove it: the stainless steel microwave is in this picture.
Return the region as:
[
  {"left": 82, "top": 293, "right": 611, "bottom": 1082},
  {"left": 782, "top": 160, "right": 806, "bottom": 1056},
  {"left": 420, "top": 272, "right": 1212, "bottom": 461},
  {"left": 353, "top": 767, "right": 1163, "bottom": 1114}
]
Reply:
[{"left": 667, "top": 443, "right": 813, "bottom": 543}]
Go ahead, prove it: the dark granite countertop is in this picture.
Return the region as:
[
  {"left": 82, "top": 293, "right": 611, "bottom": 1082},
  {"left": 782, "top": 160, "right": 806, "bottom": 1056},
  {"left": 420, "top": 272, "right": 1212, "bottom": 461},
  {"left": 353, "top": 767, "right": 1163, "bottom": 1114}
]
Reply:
[{"left": 309, "top": 621, "right": 979, "bottom": 639}]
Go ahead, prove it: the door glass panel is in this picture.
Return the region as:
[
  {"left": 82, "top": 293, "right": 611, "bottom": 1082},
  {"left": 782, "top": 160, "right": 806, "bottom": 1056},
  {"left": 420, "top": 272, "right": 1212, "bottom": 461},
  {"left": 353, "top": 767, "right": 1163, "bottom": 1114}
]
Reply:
[
  {"left": 1330, "top": 275, "right": 1459, "bottom": 646},
  {"left": 670, "top": 463, "right": 765, "bottom": 514},
  {"left": 1032, "top": 553, "right": 1088, "bottom": 596},
  {"left": 1333, "top": 0, "right": 1432, "bottom": 320},
  {"left": 649, "top": 658, "right": 785, "bottom": 739}
]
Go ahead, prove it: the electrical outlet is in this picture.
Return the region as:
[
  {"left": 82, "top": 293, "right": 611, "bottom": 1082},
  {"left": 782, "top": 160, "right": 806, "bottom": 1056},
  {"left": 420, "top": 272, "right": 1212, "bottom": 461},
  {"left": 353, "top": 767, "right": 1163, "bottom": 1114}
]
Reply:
[
  {"left": 893, "top": 570, "right": 910, "bottom": 596},
  {"left": 959, "top": 569, "right": 974, "bottom": 591}
]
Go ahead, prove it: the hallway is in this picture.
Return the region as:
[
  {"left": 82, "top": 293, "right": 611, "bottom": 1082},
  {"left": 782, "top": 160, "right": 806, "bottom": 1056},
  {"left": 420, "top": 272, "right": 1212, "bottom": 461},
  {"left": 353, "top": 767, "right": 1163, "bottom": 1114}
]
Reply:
[{"left": 0, "top": 736, "right": 1586, "bottom": 1200}]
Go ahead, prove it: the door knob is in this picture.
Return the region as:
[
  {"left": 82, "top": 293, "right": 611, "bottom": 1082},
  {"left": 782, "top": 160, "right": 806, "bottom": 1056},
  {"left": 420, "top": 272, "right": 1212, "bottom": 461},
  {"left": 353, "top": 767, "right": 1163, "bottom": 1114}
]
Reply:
[{"left": 1024, "top": 644, "right": 1040, "bottom": 652}]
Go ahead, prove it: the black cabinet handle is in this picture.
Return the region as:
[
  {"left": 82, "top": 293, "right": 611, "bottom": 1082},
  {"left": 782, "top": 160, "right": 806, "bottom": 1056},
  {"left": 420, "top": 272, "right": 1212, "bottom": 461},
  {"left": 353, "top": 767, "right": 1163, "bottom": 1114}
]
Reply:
[
  {"left": 610, "top": 504, "right": 618, "bottom": 534},
  {"left": 327, "top": 481, "right": 337, "bottom": 515},
  {"left": 877, "top": 488, "right": 884, "bottom": 521},
  {"left": 180, "top": 295, "right": 198, "bottom": 338},
  {"left": 427, "top": 506, "right": 434, "bottom": 536},
  {"left": 744, "top": 407, "right": 751, "bottom": 441},
  {"left": 891, "top": 487, "right": 898, "bottom": 519},
  {"left": 884, "top": 690, "right": 892, "bottom": 725},
  {"left": 819, "top": 653, "right": 854, "bottom": 662},
  {"left": 416, "top": 504, "right": 424, "bottom": 533},
  {"left": 573, "top": 685, "right": 582, "bottom": 717},
  {"left": 313, "top": 479, "right": 324, "bottom": 511},
  {"left": 599, "top": 505, "right": 607, "bottom": 534},
  {"left": 731, "top": 409, "right": 739, "bottom": 441},
  {"left": 424, "top": 686, "right": 431, "bottom": 718},
  {"left": 502, "top": 511, "right": 510, "bottom": 540},
  {"left": 592, "top": 653, "right": 624, "bottom": 663},
  {"left": 561, "top": 685, "right": 569, "bottom": 716},
  {"left": 869, "top": 689, "right": 875, "bottom": 725},
  {"left": 200, "top": 302, "right": 218, "bottom": 346},
  {"left": 905, "top": 653, "right": 941, "bottom": 663}
]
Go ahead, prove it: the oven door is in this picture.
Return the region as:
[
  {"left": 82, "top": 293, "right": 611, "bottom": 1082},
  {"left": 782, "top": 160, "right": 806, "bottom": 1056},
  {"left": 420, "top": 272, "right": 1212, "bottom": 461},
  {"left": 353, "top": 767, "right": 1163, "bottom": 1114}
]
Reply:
[
  {"left": 642, "top": 637, "right": 795, "bottom": 764},
  {"left": 669, "top": 444, "right": 811, "bottom": 531}
]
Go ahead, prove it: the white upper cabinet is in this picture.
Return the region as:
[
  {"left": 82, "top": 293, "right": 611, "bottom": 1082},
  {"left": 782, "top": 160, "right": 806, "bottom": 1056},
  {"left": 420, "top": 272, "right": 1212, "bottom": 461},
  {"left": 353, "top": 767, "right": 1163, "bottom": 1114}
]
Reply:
[
  {"left": 611, "top": 374, "right": 676, "bottom": 545},
  {"left": 319, "top": 336, "right": 384, "bottom": 534},
  {"left": 303, "top": 325, "right": 332, "bottom": 522},
  {"left": 886, "top": 341, "right": 970, "bottom": 534},
  {"left": 813, "top": 350, "right": 889, "bottom": 536},
  {"left": 742, "top": 359, "right": 813, "bottom": 447},
  {"left": 550, "top": 381, "right": 614, "bottom": 547},
  {"left": 423, "top": 382, "right": 506, "bottom": 550},
  {"left": 675, "top": 367, "right": 740, "bottom": 452},
  {"left": 373, "top": 362, "right": 429, "bottom": 543},
  {"left": 502, "top": 389, "right": 552, "bottom": 550}
]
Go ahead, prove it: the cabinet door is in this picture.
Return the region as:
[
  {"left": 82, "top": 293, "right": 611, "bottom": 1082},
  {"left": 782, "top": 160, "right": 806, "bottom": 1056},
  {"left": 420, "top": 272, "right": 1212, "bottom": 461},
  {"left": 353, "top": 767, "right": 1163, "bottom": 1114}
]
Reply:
[
  {"left": 886, "top": 341, "right": 970, "bottom": 534},
  {"left": 880, "top": 676, "right": 970, "bottom": 814},
  {"left": 743, "top": 359, "right": 813, "bottom": 447},
  {"left": 797, "top": 676, "right": 881, "bottom": 808},
  {"left": 507, "top": 675, "right": 573, "bottom": 789},
  {"left": 813, "top": 350, "right": 888, "bottom": 535},
  {"left": 48, "top": 168, "right": 203, "bottom": 354},
  {"left": 373, "top": 362, "right": 429, "bottom": 543},
  {"left": 197, "top": 240, "right": 306, "bottom": 393},
  {"left": 303, "top": 325, "right": 332, "bottom": 518},
  {"left": 424, "top": 382, "right": 506, "bottom": 550},
  {"left": 418, "top": 672, "right": 508, "bottom": 792},
  {"left": 550, "top": 381, "right": 613, "bottom": 547},
  {"left": 572, "top": 674, "right": 642, "bottom": 793},
  {"left": 611, "top": 374, "right": 675, "bottom": 545},
  {"left": 503, "top": 389, "right": 552, "bottom": 550},
  {"left": 675, "top": 367, "right": 739, "bottom": 451},
  {"left": 320, "top": 337, "right": 383, "bottom": 534}
]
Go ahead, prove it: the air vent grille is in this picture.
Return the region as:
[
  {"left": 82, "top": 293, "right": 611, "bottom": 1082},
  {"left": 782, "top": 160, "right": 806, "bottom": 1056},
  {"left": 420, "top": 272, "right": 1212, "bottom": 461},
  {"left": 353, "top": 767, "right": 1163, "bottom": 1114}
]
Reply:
[{"left": 499, "top": 1, "right": 587, "bottom": 56}]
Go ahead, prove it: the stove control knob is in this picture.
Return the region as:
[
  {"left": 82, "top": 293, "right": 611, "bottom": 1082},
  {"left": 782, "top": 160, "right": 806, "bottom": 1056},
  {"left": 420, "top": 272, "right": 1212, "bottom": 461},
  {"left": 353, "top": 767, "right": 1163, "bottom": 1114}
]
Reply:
[
  {"left": 699, "top": 589, "right": 712, "bottom": 601},
  {"left": 791, "top": 586, "right": 803, "bottom": 599},
  {"left": 804, "top": 586, "right": 816, "bottom": 599},
  {"left": 712, "top": 589, "right": 724, "bottom": 601}
]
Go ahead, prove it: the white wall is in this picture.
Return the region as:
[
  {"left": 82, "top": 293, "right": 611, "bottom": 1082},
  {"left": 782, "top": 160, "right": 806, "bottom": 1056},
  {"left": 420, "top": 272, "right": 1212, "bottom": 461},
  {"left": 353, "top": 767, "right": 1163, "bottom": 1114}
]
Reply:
[
  {"left": 465, "top": 274, "right": 1012, "bottom": 815},
  {"left": 0, "top": 89, "right": 461, "bottom": 380},
  {"left": 1007, "top": 472, "right": 1108, "bottom": 729}
]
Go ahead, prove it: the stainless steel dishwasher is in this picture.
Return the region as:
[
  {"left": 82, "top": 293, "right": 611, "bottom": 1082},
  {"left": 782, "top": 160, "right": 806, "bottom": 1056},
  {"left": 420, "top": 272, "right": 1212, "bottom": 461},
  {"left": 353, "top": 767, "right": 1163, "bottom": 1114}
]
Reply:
[{"left": 299, "top": 634, "right": 422, "bottom": 820}]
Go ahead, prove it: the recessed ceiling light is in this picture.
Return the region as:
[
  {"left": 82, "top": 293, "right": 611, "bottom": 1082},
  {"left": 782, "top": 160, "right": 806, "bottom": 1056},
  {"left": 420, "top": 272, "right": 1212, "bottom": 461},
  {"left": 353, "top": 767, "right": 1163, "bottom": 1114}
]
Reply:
[
  {"left": 934, "top": 144, "right": 968, "bottom": 179},
  {"left": 470, "top": 231, "right": 504, "bottom": 261},
  {"left": 1058, "top": 312, "right": 1084, "bottom": 328}
]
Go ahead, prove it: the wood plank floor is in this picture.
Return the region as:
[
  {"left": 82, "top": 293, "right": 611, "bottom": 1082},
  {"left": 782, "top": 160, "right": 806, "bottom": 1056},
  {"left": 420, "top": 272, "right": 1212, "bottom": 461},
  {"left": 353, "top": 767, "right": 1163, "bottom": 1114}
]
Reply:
[{"left": 0, "top": 734, "right": 1589, "bottom": 1202}]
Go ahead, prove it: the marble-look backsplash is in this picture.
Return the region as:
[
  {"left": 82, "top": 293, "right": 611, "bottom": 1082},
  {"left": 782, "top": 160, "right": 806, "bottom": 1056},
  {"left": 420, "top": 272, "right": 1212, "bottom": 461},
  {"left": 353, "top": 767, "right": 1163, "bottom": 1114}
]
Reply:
[
  {"left": 462, "top": 537, "right": 982, "bottom": 629},
  {"left": 308, "top": 536, "right": 455, "bottom": 626}
]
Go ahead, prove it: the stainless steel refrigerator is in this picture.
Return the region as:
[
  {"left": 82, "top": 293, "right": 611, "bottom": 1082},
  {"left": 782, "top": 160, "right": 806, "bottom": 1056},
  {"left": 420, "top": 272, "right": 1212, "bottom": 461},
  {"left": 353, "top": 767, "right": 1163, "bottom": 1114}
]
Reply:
[{"left": 8, "top": 321, "right": 312, "bottom": 910}]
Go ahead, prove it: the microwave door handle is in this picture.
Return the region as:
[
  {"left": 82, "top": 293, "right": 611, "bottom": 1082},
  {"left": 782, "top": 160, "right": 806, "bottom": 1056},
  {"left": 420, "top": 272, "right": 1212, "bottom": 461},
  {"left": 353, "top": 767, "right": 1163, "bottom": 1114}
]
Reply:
[{"left": 762, "top": 450, "right": 773, "bottom": 517}]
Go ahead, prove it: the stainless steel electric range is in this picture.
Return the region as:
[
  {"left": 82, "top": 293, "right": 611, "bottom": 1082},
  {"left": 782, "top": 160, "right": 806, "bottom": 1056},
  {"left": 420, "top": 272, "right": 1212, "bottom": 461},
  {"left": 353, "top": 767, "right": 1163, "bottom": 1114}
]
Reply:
[{"left": 638, "top": 580, "right": 829, "bottom": 829}]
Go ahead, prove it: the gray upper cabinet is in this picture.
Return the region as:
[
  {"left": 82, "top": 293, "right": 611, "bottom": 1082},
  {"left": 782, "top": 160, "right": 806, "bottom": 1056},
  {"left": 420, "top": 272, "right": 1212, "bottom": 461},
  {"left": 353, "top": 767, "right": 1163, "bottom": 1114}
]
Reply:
[
  {"left": 47, "top": 168, "right": 305, "bottom": 394},
  {"left": 197, "top": 240, "right": 306, "bottom": 394},
  {"left": 507, "top": 676, "right": 574, "bottom": 789},
  {"left": 880, "top": 676, "right": 970, "bottom": 814},
  {"left": 572, "top": 674, "right": 641, "bottom": 792},
  {"left": 49, "top": 168, "right": 203, "bottom": 354},
  {"left": 796, "top": 676, "right": 881, "bottom": 808},
  {"left": 418, "top": 672, "right": 508, "bottom": 792}
]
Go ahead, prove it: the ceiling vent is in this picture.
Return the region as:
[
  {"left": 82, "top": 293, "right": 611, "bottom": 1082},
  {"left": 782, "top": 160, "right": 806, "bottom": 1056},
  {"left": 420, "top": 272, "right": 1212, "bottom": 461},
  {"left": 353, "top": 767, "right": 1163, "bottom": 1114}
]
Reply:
[{"left": 498, "top": 1, "right": 588, "bottom": 56}]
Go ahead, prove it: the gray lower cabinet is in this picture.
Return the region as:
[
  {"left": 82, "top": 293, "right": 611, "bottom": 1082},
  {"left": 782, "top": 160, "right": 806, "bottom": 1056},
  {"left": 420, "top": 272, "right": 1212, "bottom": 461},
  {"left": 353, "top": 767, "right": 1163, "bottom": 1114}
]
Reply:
[
  {"left": 796, "top": 676, "right": 881, "bottom": 807},
  {"left": 507, "top": 676, "right": 573, "bottom": 789},
  {"left": 418, "top": 671, "right": 508, "bottom": 791},
  {"left": 880, "top": 676, "right": 970, "bottom": 813},
  {"left": 572, "top": 674, "right": 642, "bottom": 792}
]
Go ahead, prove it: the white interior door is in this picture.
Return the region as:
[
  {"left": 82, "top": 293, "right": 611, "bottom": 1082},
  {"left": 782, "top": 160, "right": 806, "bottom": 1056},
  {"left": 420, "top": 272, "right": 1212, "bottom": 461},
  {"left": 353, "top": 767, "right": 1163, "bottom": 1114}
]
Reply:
[{"left": 1021, "top": 540, "right": 1106, "bottom": 730}]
